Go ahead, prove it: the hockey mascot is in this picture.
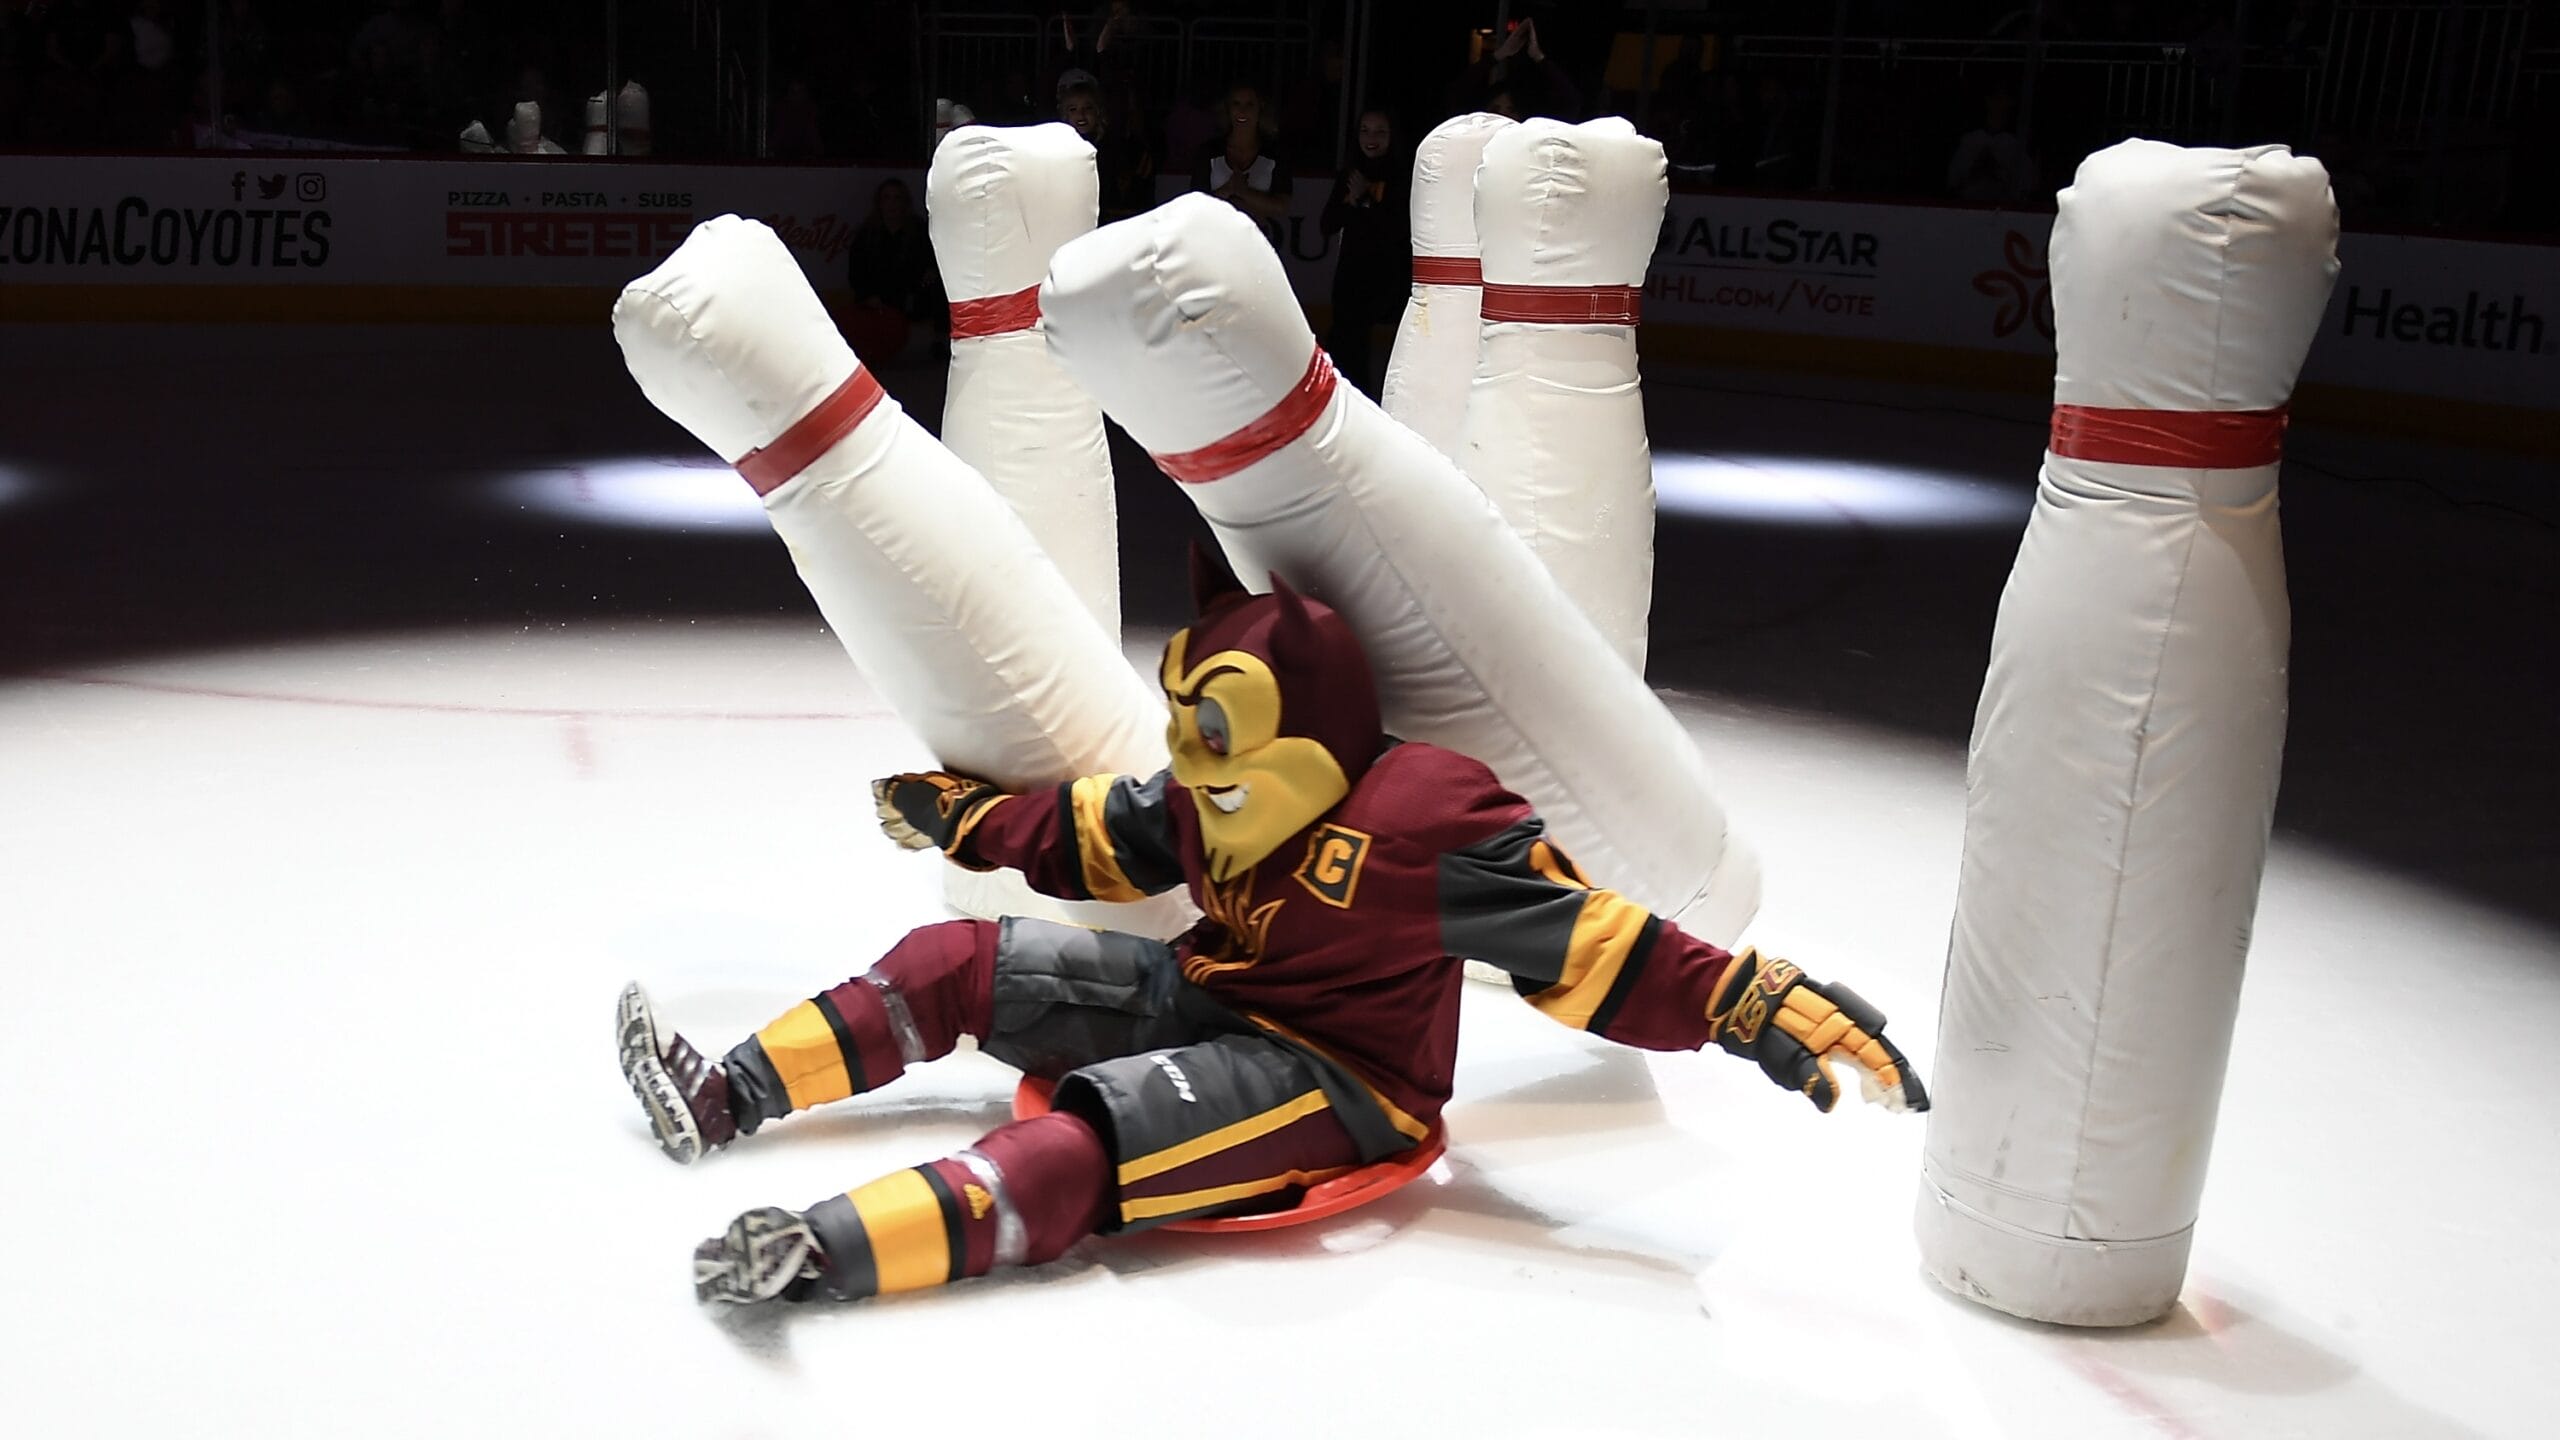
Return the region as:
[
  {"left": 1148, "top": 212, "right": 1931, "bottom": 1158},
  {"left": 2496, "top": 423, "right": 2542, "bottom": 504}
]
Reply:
[{"left": 619, "top": 548, "right": 1929, "bottom": 1305}]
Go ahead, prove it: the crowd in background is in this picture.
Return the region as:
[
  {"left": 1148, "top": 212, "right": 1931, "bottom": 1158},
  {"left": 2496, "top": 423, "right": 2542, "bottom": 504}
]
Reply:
[
  {"left": 0, "top": 0, "right": 643, "bottom": 152},
  {"left": 3, "top": 0, "right": 2546, "bottom": 237}
]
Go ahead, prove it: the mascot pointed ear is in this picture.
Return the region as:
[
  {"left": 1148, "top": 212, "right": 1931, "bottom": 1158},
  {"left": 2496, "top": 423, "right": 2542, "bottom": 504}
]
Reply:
[
  {"left": 1188, "top": 540, "right": 1248, "bottom": 616},
  {"left": 1265, "top": 571, "right": 1321, "bottom": 672}
]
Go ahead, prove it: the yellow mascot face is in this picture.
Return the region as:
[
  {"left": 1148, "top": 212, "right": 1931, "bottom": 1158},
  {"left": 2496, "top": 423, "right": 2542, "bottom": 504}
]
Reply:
[{"left": 1161, "top": 628, "right": 1350, "bottom": 883}]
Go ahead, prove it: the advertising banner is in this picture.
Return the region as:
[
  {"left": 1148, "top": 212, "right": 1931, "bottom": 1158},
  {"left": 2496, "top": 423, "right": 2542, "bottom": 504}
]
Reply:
[
  {"left": 1641, "top": 191, "right": 2555, "bottom": 411},
  {"left": 2, "top": 155, "right": 2545, "bottom": 412},
  {"left": 0, "top": 155, "right": 901, "bottom": 290}
]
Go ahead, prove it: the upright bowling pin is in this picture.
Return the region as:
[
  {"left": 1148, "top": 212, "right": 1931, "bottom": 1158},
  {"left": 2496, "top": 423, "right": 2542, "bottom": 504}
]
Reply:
[
  {"left": 1041, "top": 195, "right": 1759, "bottom": 944},
  {"left": 614, "top": 216, "right": 1193, "bottom": 939},
  {"left": 929, "top": 123, "right": 1121, "bottom": 642},
  {"left": 1379, "top": 112, "right": 1511, "bottom": 461},
  {"left": 930, "top": 124, "right": 1136, "bottom": 929},
  {"left": 1461, "top": 118, "right": 1666, "bottom": 675},
  {"left": 1916, "top": 142, "right": 2338, "bottom": 1326}
]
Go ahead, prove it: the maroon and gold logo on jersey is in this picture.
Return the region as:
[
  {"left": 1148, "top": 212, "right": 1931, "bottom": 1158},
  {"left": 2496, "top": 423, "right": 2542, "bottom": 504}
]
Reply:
[
  {"left": 1293, "top": 824, "right": 1372, "bottom": 909},
  {"left": 1185, "top": 870, "right": 1285, "bottom": 984}
]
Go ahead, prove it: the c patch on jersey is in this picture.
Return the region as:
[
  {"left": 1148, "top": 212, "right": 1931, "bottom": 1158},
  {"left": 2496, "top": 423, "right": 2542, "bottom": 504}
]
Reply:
[{"left": 1293, "top": 824, "right": 1372, "bottom": 908}]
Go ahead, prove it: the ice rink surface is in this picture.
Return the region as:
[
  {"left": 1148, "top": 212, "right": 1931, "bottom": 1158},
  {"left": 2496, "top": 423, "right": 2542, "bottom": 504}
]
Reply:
[{"left": 2, "top": 326, "right": 2553, "bottom": 1438}]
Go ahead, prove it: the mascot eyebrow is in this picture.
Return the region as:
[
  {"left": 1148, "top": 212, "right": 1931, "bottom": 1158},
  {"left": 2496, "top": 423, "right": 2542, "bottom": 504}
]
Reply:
[{"left": 1167, "top": 663, "right": 1249, "bottom": 704}]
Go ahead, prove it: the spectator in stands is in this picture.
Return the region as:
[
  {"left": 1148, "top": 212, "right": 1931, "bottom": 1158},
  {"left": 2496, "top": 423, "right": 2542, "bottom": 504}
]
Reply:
[
  {"left": 1753, "top": 73, "right": 1810, "bottom": 190},
  {"left": 1319, "top": 107, "right": 1409, "bottom": 399},
  {"left": 434, "top": 0, "right": 489, "bottom": 103},
  {"left": 34, "top": 0, "right": 124, "bottom": 145},
  {"left": 1059, "top": 71, "right": 1153, "bottom": 222},
  {"left": 1705, "top": 71, "right": 1762, "bottom": 188},
  {"left": 771, "top": 75, "right": 823, "bottom": 159},
  {"left": 1192, "top": 79, "right": 1290, "bottom": 227},
  {"left": 1103, "top": 76, "right": 1155, "bottom": 193},
  {"left": 111, "top": 0, "right": 182, "bottom": 146},
  {"left": 217, "top": 0, "right": 272, "bottom": 113},
  {"left": 0, "top": 6, "right": 28, "bottom": 144},
  {"left": 835, "top": 60, "right": 890, "bottom": 160},
  {"left": 349, "top": 0, "right": 430, "bottom": 75},
  {"left": 1946, "top": 88, "right": 2039, "bottom": 204},
  {"left": 848, "top": 176, "right": 946, "bottom": 331},
  {"left": 1160, "top": 74, "right": 1216, "bottom": 174},
  {"left": 1456, "top": 17, "right": 1580, "bottom": 122},
  {"left": 250, "top": 73, "right": 302, "bottom": 135},
  {"left": 1060, "top": 1, "right": 1144, "bottom": 88}
]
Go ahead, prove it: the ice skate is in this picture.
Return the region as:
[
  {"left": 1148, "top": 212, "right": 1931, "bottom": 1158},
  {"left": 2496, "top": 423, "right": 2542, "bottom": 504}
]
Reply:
[
  {"left": 693, "top": 1206, "right": 823, "bottom": 1305},
  {"left": 617, "top": 982, "right": 738, "bottom": 1164}
]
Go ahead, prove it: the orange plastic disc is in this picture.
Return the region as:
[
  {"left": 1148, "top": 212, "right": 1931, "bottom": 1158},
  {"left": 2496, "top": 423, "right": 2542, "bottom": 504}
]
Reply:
[{"left": 1011, "top": 1075, "right": 1447, "bottom": 1234}]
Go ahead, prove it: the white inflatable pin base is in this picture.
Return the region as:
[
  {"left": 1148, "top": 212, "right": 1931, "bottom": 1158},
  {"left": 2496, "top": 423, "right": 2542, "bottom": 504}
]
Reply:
[
  {"left": 1462, "top": 118, "right": 1666, "bottom": 675},
  {"left": 1381, "top": 112, "right": 1511, "bottom": 462},
  {"left": 1917, "top": 142, "right": 2339, "bottom": 1327},
  {"left": 1042, "top": 195, "right": 1757, "bottom": 943},
  {"left": 614, "top": 215, "right": 1192, "bottom": 940}
]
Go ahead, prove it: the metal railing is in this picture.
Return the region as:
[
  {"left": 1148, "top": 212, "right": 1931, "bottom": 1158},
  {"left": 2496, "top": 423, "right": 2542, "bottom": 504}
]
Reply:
[
  {"left": 1186, "top": 16, "right": 1320, "bottom": 109},
  {"left": 919, "top": 6, "right": 1322, "bottom": 152},
  {"left": 675, "top": 0, "right": 769, "bottom": 158},
  {"left": 2309, "top": 0, "right": 2531, "bottom": 142},
  {"left": 1726, "top": 0, "right": 2533, "bottom": 218}
]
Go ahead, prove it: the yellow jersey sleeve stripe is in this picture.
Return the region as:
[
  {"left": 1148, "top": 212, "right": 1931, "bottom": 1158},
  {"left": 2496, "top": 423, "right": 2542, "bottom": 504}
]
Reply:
[
  {"left": 1116, "top": 1088, "right": 1333, "bottom": 1186},
  {"left": 1120, "top": 1165, "right": 1359, "bottom": 1224},
  {"left": 1244, "top": 1013, "right": 1433, "bottom": 1143},
  {"left": 1069, "top": 773, "right": 1147, "bottom": 903},
  {"left": 844, "top": 1168, "right": 954, "bottom": 1293},
  {"left": 1524, "top": 890, "right": 1652, "bottom": 1032},
  {"left": 755, "top": 1000, "right": 854, "bottom": 1111}
]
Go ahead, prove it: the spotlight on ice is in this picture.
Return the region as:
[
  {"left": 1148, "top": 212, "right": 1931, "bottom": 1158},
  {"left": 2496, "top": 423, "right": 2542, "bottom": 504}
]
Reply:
[
  {"left": 495, "top": 457, "right": 768, "bottom": 534},
  {"left": 0, "top": 464, "right": 44, "bottom": 512},
  {"left": 1653, "top": 451, "right": 2028, "bottom": 530}
]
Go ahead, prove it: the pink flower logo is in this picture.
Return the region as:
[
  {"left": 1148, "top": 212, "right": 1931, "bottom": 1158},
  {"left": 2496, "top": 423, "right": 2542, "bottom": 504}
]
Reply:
[{"left": 1973, "top": 230, "right": 2053, "bottom": 340}]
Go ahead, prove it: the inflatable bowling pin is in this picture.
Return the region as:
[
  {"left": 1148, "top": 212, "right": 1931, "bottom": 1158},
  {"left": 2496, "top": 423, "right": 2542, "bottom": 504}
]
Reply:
[
  {"left": 929, "top": 124, "right": 1135, "bottom": 930},
  {"left": 1916, "top": 142, "right": 2338, "bottom": 1326},
  {"left": 1379, "top": 112, "right": 1511, "bottom": 461},
  {"left": 1040, "top": 195, "right": 1759, "bottom": 944},
  {"left": 929, "top": 123, "right": 1121, "bottom": 641},
  {"left": 614, "top": 216, "right": 1193, "bottom": 939},
  {"left": 1460, "top": 118, "right": 1667, "bottom": 676}
]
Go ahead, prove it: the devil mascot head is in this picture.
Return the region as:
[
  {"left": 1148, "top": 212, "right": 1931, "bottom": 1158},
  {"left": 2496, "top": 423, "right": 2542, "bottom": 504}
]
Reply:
[{"left": 1159, "top": 544, "right": 1385, "bottom": 883}]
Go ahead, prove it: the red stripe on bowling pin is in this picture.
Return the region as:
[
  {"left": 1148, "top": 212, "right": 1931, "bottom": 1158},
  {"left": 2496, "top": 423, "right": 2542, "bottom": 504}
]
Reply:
[
  {"left": 733, "top": 368, "right": 889, "bottom": 495},
  {"left": 948, "top": 286, "right": 1043, "bottom": 339},
  {"left": 1480, "top": 282, "right": 1643, "bottom": 326},
  {"left": 1411, "top": 256, "right": 1483, "bottom": 287},
  {"left": 2049, "top": 405, "right": 2289, "bottom": 468},
  {"left": 1149, "top": 349, "right": 1341, "bottom": 485}
]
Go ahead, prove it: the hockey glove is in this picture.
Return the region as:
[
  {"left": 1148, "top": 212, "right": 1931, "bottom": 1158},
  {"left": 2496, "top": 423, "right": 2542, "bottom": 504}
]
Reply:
[
  {"left": 872, "top": 771, "right": 1009, "bottom": 863},
  {"left": 1707, "top": 949, "right": 1929, "bottom": 1114}
]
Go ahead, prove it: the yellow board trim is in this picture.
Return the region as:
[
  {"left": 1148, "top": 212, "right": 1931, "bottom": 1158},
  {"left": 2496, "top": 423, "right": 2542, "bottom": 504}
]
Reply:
[
  {"left": 1244, "top": 1013, "right": 1433, "bottom": 1144},
  {"left": 1121, "top": 1165, "right": 1358, "bottom": 1223},
  {"left": 1068, "top": 774, "right": 1145, "bottom": 903},
  {"left": 1117, "top": 1088, "right": 1332, "bottom": 1186},
  {"left": 1525, "top": 890, "right": 1651, "bottom": 1032},
  {"left": 845, "top": 1168, "right": 954, "bottom": 1294},
  {"left": 755, "top": 1000, "right": 854, "bottom": 1111}
]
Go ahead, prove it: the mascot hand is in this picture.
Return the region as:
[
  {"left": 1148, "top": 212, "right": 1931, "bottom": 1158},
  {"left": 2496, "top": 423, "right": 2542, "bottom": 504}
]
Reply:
[
  {"left": 1706, "top": 949, "right": 1929, "bottom": 1114},
  {"left": 872, "top": 771, "right": 1009, "bottom": 860}
]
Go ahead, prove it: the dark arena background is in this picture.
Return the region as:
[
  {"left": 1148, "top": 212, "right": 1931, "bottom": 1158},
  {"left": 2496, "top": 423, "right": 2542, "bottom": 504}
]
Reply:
[{"left": 2, "top": 3, "right": 2553, "bottom": 1436}]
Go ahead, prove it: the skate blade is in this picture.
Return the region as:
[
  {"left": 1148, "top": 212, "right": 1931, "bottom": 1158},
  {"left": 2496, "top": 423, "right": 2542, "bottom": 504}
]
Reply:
[{"left": 625, "top": 1048, "right": 704, "bottom": 1164}]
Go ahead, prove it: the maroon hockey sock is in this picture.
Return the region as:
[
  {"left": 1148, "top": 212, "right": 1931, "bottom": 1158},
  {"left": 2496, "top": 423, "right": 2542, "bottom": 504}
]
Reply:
[
  {"left": 727, "top": 920, "right": 1000, "bottom": 1130},
  {"left": 803, "top": 1111, "right": 1111, "bottom": 1300}
]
